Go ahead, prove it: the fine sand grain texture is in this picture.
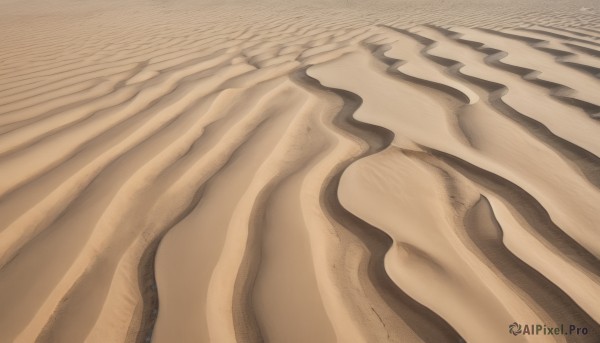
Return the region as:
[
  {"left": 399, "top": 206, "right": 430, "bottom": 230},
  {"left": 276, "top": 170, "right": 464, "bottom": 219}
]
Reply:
[{"left": 0, "top": 0, "right": 599, "bottom": 342}]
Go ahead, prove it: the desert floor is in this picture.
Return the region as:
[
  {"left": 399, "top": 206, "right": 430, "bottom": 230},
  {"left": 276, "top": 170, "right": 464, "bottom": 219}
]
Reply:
[{"left": 0, "top": 0, "right": 599, "bottom": 342}]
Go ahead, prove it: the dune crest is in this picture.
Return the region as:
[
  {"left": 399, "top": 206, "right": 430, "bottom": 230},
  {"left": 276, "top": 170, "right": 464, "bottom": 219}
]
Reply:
[{"left": 0, "top": 0, "right": 599, "bottom": 342}]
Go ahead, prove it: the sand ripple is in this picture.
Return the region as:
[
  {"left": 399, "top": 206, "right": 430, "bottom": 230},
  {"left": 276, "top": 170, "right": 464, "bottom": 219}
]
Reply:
[{"left": 0, "top": 0, "right": 599, "bottom": 342}]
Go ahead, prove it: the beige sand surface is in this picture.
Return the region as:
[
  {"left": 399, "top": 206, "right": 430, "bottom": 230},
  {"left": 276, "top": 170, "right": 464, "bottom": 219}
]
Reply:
[{"left": 0, "top": 0, "right": 599, "bottom": 342}]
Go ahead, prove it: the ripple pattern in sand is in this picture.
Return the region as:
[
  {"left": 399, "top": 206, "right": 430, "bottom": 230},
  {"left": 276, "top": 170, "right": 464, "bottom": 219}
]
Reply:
[{"left": 0, "top": 1, "right": 599, "bottom": 342}]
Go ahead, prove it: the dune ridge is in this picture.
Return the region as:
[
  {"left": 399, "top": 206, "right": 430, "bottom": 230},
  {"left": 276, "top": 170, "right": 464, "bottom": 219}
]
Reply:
[{"left": 1, "top": 0, "right": 599, "bottom": 342}]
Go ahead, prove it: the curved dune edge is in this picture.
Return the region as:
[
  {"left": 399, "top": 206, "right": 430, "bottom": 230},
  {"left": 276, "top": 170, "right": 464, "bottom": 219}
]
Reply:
[{"left": 1, "top": 1, "right": 599, "bottom": 342}]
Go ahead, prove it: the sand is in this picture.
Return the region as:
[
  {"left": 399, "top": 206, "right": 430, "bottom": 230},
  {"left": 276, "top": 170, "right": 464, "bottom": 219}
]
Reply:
[{"left": 0, "top": 0, "right": 599, "bottom": 342}]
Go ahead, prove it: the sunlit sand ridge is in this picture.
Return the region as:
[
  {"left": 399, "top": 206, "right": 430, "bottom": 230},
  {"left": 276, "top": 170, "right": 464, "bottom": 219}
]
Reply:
[{"left": 0, "top": 0, "right": 599, "bottom": 342}]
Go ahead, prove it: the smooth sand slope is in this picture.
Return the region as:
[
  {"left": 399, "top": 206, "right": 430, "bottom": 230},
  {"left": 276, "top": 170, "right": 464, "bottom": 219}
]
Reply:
[{"left": 0, "top": 0, "right": 599, "bottom": 342}]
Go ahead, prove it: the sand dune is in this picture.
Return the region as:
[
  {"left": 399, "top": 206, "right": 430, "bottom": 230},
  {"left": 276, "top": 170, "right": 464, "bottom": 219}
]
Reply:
[{"left": 0, "top": 0, "right": 599, "bottom": 342}]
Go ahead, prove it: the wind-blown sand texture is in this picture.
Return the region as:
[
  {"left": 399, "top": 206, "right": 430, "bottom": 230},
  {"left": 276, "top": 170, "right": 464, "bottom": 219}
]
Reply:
[{"left": 1, "top": 0, "right": 599, "bottom": 342}]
